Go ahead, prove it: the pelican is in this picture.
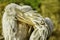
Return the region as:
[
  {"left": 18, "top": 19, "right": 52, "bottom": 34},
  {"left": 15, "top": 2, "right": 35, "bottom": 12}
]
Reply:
[{"left": 2, "top": 3, "right": 53, "bottom": 40}]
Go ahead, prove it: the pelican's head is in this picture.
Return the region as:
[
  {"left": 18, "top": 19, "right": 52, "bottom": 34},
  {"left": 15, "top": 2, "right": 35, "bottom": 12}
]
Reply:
[{"left": 4, "top": 3, "right": 34, "bottom": 25}]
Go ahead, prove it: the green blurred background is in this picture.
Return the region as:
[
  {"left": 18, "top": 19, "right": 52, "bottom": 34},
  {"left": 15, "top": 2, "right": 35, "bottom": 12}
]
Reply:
[{"left": 0, "top": 0, "right": 60, "bottom": 40}]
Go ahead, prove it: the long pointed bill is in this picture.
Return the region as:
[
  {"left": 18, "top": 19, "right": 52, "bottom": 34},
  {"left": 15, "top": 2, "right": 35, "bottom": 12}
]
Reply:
[{"left": 16, "top": 10, "right": 35, "bottom": 26}]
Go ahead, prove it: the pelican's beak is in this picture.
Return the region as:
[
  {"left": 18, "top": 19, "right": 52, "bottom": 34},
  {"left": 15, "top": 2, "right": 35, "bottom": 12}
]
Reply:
[{"left": 16, "top": 10, "right": 35, "bottom": 26}]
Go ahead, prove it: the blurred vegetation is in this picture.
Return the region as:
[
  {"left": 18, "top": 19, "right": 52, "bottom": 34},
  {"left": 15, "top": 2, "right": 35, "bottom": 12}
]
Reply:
[{"left": 0, "top": 0, "right": 60, "bottom": 40}]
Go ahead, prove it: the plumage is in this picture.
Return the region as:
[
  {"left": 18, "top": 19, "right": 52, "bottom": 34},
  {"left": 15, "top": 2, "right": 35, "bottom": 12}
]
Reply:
[{"left": 2, "top": 3, "right": 53, "bottom": 40}]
